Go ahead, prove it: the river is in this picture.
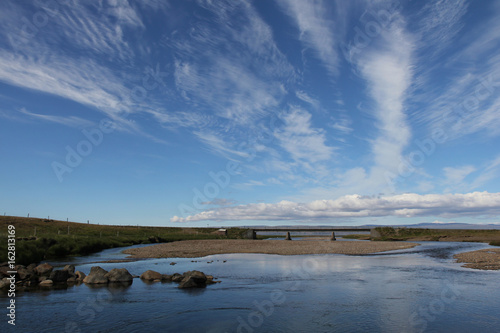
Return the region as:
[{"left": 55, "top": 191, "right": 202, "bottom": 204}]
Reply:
[{"left": 2, "top": 241, "right": 499, "bottom": 332}]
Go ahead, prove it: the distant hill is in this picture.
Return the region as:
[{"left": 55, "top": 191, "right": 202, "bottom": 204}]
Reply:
[
  {"left": 241, "top": 222, "right": 500, "bottom": 230},
  {"left": 390, "top": 222, "right": 500, "bottom": 230}
]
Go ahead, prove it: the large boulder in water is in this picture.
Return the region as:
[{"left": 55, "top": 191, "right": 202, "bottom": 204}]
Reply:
[
  {"left": 105, "top": 268, "right": 133, "bottom": 283},
  {"left": 171, "top": 273, "right": 184, "bottom": 282},
  {"left": 205, "top": 275, "right": 221, "bottom": 285},
  {"left": 0, "top": 278, "right": 10, "bottom": 289},
  {"left": 26, "top": 264, "right": 37, "bottom": 278},
  {"left": 49, "top": 270, "right": 69, "bottom": 283},
  {"left": 15, "top": 265, "right": 32, "bottom": 280},
  {"left": 161, "top": 274, "right": 173, "bottom": 281},
  {"left": 35, "top": 263, "right": 53, "bottom": 277},
  {"left": 75, "top": 271, "right": 86, "bottom": 281},
  {"left": 39, "top": 279, "right": 53, "bottom": 286},
  {"left": 63, "top": 264, "right": 76, "bottom": 274},
  {"left": 178, "top": 270, "right": 207, "bottom": 289},
  {"left": 0, "top": 266, "right": 10, "bottom": 279},
  {"left": 83, "top": 266, "right": 109, "bottom": 284},
  {"left": 140, "top": 270, "right": 162, "bottom": 281}
]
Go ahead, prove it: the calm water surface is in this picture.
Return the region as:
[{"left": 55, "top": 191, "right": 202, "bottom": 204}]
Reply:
[{"left": 2, "top": 241, "right": 499, "bottom": 333}]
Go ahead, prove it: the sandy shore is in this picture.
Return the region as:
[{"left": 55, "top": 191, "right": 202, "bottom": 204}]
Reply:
[
  {"left": 454, "top": 248, "right": 500, "bottom": 270},
  {"left": 123, "top": 239, "right": 418, "bottom": 258}
]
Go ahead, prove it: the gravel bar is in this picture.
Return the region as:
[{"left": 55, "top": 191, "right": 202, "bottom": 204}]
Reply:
[
  {"left": 123, "top": 239, "right": 418, "bottom": 258},
  {"left": 454, "top": 248, "right": 500, "bottom": 270}
]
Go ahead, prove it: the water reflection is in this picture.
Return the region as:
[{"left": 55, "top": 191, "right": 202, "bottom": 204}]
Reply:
[{"left": 85, "top": 281, "right": 133, "bottom": 291}]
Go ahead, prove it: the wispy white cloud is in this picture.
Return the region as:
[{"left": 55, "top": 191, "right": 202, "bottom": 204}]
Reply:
[
  {"left": 100, "top": 1, "right": 145, "bottom": 28},
  {"left": 330, "top": 114, "right": 353, "bottom": 135},
  {"left": 0, "top": 51, "right": 133, "bottom": 119},
  {"left": 274, "top": 107, "right": 335, "bottom": 164},
  {"left": 5, "top": 1, "right": 143, "bottom": 61},
  {"left": 456, "top": 0, "right": 500, "bottom": 61},
  {"left": 295, "top": 90, "right": 320, "bottom": 109},
  {"left": 360, "top": 30, "right": 413, "bottom": 169},
  {"left": 442, "top": 165, "right": 476, "bottom": 192},
  {"left": 432, "top": 156, "right": 500, "bottom": 194},
  {"left": 201, "top": 198, "right": 237, "bottom": 206},
  {"left": 172, "top": 0, "right": 294, "bottom": 122},
  {"left": 276, "top": 0, "right": 345, "bottom": 76},
  {"left": 0, "top": 2, "right": 143, "bottom": 122},
  {"left": 348, "top": 10, "right": 414, "bottom": 192},
  {"left": 166, "top": 0, "right": 297, "bottom": 160},
  {"left": 412, "top": 65, "right": 500, "bottom": 142},
  {"left": 174, "top": 57, "right": 283, "bottom": 124},
  {"left": 415, "top": 0, "right": 468, "bottom": 58},
  {"left": 171, "top": 191, "right": 500, "bottom": 222},
  {"left": 267, "top": 177, "right": 283, "bottom": 185},
  {"left": 468, "top": 156, "right": 500, "bottom": 190},
  {"left": 146, "top": 108, "right": 217, "bottom": 130},
  {"left": 0, "top": 1, "right": 179, "bottom": 144},
  {"left": 193, "top": 130, "right": 251, "bottom": 160},
  {"left": 233, "top": 180, "right": 266, "bottom": 190},
  {"left": 19, "top": 108, "right": 95, "bottom": 128},
  {"left": 484, "top": 156, "right": 500, "bottom": 172},
  {"left": 411, "top": 2, "right": 500, "bottom": 142}
]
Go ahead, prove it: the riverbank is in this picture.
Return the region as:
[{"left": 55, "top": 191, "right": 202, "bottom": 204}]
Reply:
[
  {"left": 0, "top": 216, "right": 248, "bottom": 265},
  {"left": 454, "top": 248, "right": 500, "bottom": 270},
  {"left": 123, "top": 239, "right": 419, "bottom": 258}
]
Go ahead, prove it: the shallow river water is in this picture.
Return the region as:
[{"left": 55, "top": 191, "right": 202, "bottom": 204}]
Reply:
[{"left": 2, "top": 241, "right": 499, "bottom": 332}]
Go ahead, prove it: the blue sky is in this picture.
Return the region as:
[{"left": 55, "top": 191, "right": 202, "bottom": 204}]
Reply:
[{"left": 1, "top": 0, "right": 500, "bottom": 226}]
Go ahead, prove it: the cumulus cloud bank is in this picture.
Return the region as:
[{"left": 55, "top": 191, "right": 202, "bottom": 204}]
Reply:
[{"left": 171, "top": 192, "right": 500, "bottom": 222}]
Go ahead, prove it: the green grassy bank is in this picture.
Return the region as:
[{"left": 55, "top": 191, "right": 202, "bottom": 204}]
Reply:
[
  {"left": 0, "top": 216, "right": 248, "bottom": 265},
  {"left": 372, "top": 227, "right": 500, "bottom": 246}
]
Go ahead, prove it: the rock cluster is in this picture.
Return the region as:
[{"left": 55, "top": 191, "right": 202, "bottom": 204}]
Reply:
[
  {"left": 140, "top": 269, "right": 220, "bottom": 288},
  {"left": 0, "top": 263, "right": 85, "bottom": 288},
  {"left": 82, "top": 266, "right": 133, "bottom": 284},
  {"left": 0, "top": 263, "right": 219, "bottom": 290}
]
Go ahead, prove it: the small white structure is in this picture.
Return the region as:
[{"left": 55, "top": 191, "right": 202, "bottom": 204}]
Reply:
[{"left": 213, "top": 228, "right": 227, "bottom": 236}]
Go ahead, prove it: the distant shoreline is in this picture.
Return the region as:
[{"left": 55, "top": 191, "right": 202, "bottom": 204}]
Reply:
[{"left": 123, "top": 239, "right": 419, "bottom": 258}]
